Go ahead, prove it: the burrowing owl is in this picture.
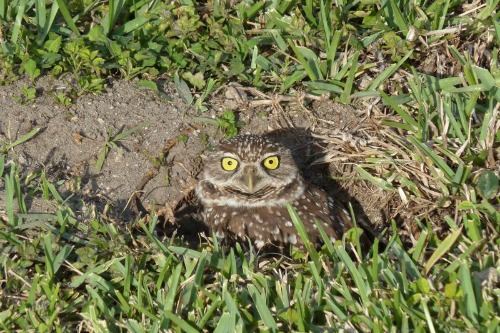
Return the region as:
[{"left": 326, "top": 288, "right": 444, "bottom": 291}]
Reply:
[{"left": 195, "top": 135, "right": 352, "bottom": 249}]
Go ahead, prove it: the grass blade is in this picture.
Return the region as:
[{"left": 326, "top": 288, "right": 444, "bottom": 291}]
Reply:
[
  {"left": 102, "top": 0, "right": 127, "bottom": 35},
  {"left": 354, "top": 166, "right": 395, "bottom": 190},
  {"left": 380, "top": 91, "right": 419, "bottom": 129},
  {"left": 408, "top": 136, "right": 455, "bottom": 181},
  {"left": 5, "top": 165, "right": 18, "bottom": 227},
  {"left": 248, "top": 284, "right": 278, "bottom": 332},
  {"left": 6, "top": 128, "right": 40, "bottom": 150},
  {"left": 55, "top": 0, "right": 80, "bottom": 36},
  {"left": 53, "top": 244, "right": 73, "bottom": 275},
  {"left": 162, "top": 264, "right": 182, "bottom": 326},
  {"left": 0, "top": 154, "right": 4, "bottom": 178},
  {"left": 368, "top": 50, "right": 413, "bottom": 91},
  {"left": 288, "top": 41, "right": 324, "bottom": 81},
  {"left": 36, "top": 1, "right": 60, "bottom": 43},
  {"left": 35, "top": 0, "right": 46, "bottom": 34},
  {"left": 336, "top": 247, "right": 370, "bottom": 306},
  {"left": 213, "top": 313, "right": 235, "bottom": 333},
  {"left": 459, "top": 261, "right": 478, "bottom": 324},
  {"left": 113, "top": 123, "right": 147, "bottom": 141},
  {"left": 385, "top": 0, "right": 409, "bottom": 35},
  {"left": 287, "top": 204, "right": 321, "bottom": 271},
  {"left": 94, "top": 144, "right": 109, "bottom": 172},
  {"left": 423, "top": 227, "right": 462, "bottom": 275},
  {"left": 339, "top": 51, "right": 359, "bottom": 104},
  {"left": 43, "top": 233, "right": 55, "bottom": 278},
  {"left": 0, "top": 0, "right": 5, "bottom": 19},
  {"left": 10, "top": 0, "right": 28, "bottom": 43},
  {"left": 163, "top": 311, "right": 199, "bottom": 333}
]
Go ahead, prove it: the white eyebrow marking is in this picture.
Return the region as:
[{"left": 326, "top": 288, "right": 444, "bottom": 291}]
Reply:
[
  {"left": 222, "top": 152, "right": 239, "bottom": 158},
  {"left": 260, "top": 152, "right": 280, "bottom": 160}
]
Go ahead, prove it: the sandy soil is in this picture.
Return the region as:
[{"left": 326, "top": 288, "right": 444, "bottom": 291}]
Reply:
[{"left": 1, "top": 77, "right": 392, "bottom": 244}]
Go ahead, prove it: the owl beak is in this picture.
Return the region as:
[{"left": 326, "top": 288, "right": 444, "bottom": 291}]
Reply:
[
  {"left": 243, "top": 166, "right": 258, "bottom": 193},
  {"left": 244, "top": 172, "right": 255, "bottom": 193}
]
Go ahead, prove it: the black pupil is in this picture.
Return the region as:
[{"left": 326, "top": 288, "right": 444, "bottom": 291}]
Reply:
[
  {"left": 268, "top": 160, "right": 274, "bottom": 164},
  {"left": 227, "top": 160, "right": 233, "bottom": 165}
]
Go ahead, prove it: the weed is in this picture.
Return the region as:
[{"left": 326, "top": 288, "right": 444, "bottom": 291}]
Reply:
[
  {"left": 95, "top": 123, "right": 147, "bottom": 172},
  {"left": 195, "top": 109, "right": 244, "bottom": 139},
  {"left": 54, "top": 92, "right": 72, "bottom": 106},
  {"left": 1, "top": 127, "right": 40, "bottom": 155},
  {"left": 215, "top": 110, "right": 244, "bottom": 139},
  {"left": 13, "top": 86, "right": 36, "bottom": 104}
]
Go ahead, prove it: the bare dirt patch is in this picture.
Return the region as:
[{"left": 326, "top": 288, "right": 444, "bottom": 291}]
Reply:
[{"left": 1, "top": 77, "right": 403, "bottom": 245}]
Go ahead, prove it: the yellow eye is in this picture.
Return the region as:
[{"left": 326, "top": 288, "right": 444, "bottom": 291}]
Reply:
[
  {"left": 262, "top": 156, "right": 279, "bottom": 170},
  {"left": 221, "top": 157, "right": 239, "bottom": 171}
]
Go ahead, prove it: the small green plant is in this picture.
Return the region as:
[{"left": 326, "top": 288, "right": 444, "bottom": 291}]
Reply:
[
  {"left": 13, "top": 86, "right": 36, "bottom": 104},
  {"left": 476, "top": 170, "right": 499, "bottom": 200},
  {"left": 137, "top": 79, "right": 173, "bottom": 101},
  {"left": 20, "top": 58, "right": 41, "bottom": 80},
  {"left": 54, "top": 92, "right": 72, "bottom": 106},
  {"left": 194, "top": 78, "right": 218, "bottom": 112},
  {"left": 194, "top": 109, "right": 244, "bottom": 139},
  {"left": 215, "top": 110, "right": 244, "bottom": 139},
  {"left": 1, "top": 128, "right": 40, "bottom": 156},
  {"left": 95, "top": 123, "right": 147, "bottom": 172}
]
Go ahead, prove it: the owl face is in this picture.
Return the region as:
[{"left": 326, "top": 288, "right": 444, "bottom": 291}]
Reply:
[{"left": 196, "top": 135, "right": 305, "bottom": 207}]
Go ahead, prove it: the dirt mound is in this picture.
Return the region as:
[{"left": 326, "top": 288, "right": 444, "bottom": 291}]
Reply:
[{"left": 1, "top": 77, "right": 403, "bottom": 245}]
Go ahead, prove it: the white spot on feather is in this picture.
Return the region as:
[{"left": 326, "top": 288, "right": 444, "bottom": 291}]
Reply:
[{"left": 255, "top": 240, "right": 265, "bottom": 248}]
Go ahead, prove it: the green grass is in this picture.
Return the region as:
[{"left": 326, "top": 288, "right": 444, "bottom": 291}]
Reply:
[{"left": 1, "top": 0, "right": 500, "bottom": 331}]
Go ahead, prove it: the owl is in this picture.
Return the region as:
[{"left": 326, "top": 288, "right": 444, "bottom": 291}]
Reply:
[{"left": 195, "top": 134, "right": 353, "bottom": 249}]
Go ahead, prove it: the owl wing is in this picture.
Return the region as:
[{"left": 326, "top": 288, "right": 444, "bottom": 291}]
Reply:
[{"left": 290, "top": 184, "right": 354, "bottom": 244}]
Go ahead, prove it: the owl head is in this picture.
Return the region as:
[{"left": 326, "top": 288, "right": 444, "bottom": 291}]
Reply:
[{"left": 196, "top": 135, "right": 305, "bottom": 207}]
